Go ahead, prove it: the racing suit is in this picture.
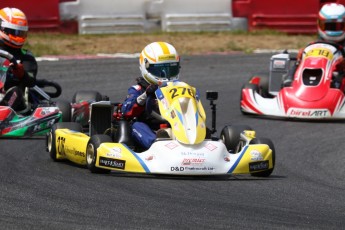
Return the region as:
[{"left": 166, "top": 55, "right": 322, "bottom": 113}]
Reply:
[
  {"left": 121, "top": 77, "right": 161, "bottom": 150},
  {"left": 0, "top": 44, "right": 37, "bottom": 111}
]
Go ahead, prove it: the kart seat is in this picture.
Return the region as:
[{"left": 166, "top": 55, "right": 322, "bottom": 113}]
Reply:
[{"left": 17, "top": 87, "right": 31, "bottom": 115}]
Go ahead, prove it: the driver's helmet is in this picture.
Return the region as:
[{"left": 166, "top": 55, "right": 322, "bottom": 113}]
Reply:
[
  {"left": 318, "top": 3, "right": 345, "bottom": 43},
  {"left": 139, "top": 41, "right": 180, "bottom": 85},
  {"left": 0, "top": 7, "right": 28, "bottom": 49}
]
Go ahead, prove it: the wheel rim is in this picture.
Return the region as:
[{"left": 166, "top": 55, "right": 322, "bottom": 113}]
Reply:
[
  {"left": 47, "top": 132, "right": 53, "bottom": 152},
  {"left": 220, "top": 134, "right": 225, "bottom": 143},
  {"left": 86, "top": 143, "right": 95, "bottom": 165}
]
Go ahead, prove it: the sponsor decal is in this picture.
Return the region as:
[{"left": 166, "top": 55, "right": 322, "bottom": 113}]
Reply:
[
  {"left": 32, "top": 119, "right": 56, "bottom": 132},
  {"left": 158, "top": 54, "right": 176, "bottom": 61},
  {"left": 171, "top": 167, "right": 185, "bottom": 171},
  {"left": 182, "top": 158, "right": 206, "bottom": 165},
  {"left": 224, "top": 156, "right": 230, "bottom": 162},
  {"left": 171, "top": 166, "right": 215, "bottom": 172},
  {"left": 249, "top": 160, "right": 269, "bottom": 172},
  {"left": 170, "top": 110, "right": 176, "bottom": 119},
  {"left": 8, "top": 91, "right": 17, "bottom": 106},
  {"left": 250, "top": 150, "right": 263, "bottom": 161},
  {"left": 181, "top": 151, "right": 205, "bottom": 157},
  {"left": 145, "top": 155, "right": 154, "bottom": 161},
  {"left": 165, "top": 142, "right": 178, "bottom": 150},
  {"left": 73, "top": 149, "right": 85, "bottom": 157},
  {"left": 106, "top": 147, "right": 122, "bottom": 158},
  {"left": 288, "top": 108, "right": 329, "bottom": 117},
  {"left": 273, "top": 59, "right": 287, "bottom": 69},
  {"left": 99, "top": 157, "right": 125, "bottom": 170},
  {"left": 204, "top": 143, "right": 217, "bottom": 151},
  {"left": 173, "top": 122, "right": 179, "bottom": 130}
]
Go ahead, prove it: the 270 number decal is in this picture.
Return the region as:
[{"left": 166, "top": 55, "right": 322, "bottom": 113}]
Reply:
[{"left": 169, "top": 87, "right": 194, "bottom": 99}]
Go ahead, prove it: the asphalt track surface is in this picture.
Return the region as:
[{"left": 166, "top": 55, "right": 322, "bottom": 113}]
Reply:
[{"left": 1, "top": 54, "right": 344, "bottom": 229}]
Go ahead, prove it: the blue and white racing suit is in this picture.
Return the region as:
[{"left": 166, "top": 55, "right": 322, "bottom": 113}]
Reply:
[{"left": 121, "top": 80, "right": 160, "bottom": 150}]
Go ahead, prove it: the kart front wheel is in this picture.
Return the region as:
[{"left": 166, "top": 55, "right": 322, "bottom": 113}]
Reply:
[
  {"left": 86, "top": 134, "right": 112, "bottom": 174},
  {"left": 47, "top": 122, "right": 82, "bottom": 161},
  {"left": 249, "top": 137, "right": 275, "bottom": 177},
  {"left": 72, "top": 90, "right": 103, "bottom": 103},
  {"left": 220, "top": 125, "right": 253, "bottom": 153}
]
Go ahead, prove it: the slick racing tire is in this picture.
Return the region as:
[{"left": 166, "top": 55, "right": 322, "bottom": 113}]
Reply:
[
  {"left": 220, "top": 125, "right": 253, "bottom": 153},
  {"left": 35, "top": 79, "right": 62, "bottom": 99},
  {"left": 86, "top": 134, "right": 112, "bottom": 174},
  {"left": 72, "top": 90, "right": 103, "bottom": 103},
  {"left": 249, "top": 137, "right": 275, "bottom": 177},
  {"left": 47, "top": 122, "right": 83, "bottom": 161},
  {"left": 56, "top": 99, "right": 72, "bottom": 122}
]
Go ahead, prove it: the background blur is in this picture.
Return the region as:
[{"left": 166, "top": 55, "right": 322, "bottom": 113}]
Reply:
[{"left": 1, "top": 0, "right": 345, "bottom": 35}]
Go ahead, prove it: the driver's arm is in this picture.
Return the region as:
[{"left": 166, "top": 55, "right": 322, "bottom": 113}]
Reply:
[
  {"left": 20, "top": 52, "right": 37, "bottom": 88},
  {"left": 121, "top": 86, "right": 145, "bottom": 118}
]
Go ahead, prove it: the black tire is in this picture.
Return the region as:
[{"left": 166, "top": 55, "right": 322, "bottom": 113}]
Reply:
[
  {"left": 220, "top": 125, "right": 253, "bottom": 153},
  {"left": 56, "top": 99, "right": 72, "bottom": 122},
  {"left": 86, "top": 134, "right": 112, "bottom": 174},
  {"left": 35, "top": 79, "right": 62, "bottom": 98},
  {"left": 72, "top": 90, "right": 103, "bottom": 103},
  {"left": 47, "top": 122, "right": 83, "bottom": 161},
  {"left": 249, "top": 137, "right": 275, "bottom": 177}
]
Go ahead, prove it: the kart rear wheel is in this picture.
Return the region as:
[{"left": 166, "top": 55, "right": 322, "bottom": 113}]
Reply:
[
  {"left": 220, "top": 125, "right": 253, "bottom": 153},
  {"left": 47, "top": 122, "right": 83, "bottom": 161},
  {"left": 86, "top": 134, "right": 112, "bottom": 174},
  {"left": 72, "top": 90, "right": 103, "bottom": 103},
  {"left": 249, "top": 137, "right": 275, "bottom": 177},
  {"left": 56, "top": 99, "right": 72, "bottom": 122}
]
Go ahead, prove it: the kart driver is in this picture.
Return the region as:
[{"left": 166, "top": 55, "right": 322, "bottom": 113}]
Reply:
[
  {"left": 121, "top": 41, "right": 180, "bottom": 150},
  {"left": 283, "top": 3, "right": 345, "bottom": 87},
  {"left": 0, "top": 7, "right": 37, "bottom": 112}
]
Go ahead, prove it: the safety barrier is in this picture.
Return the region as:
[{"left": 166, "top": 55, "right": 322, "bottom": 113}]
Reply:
[
  {"left": 232, "top": 0, "right": 345, "bottom": 34},
  {"left": 60, "top": 0, "right": 146, "bottom": 34},
  {"left": 2, "top": 0, "right": 345, "bottom": 34},
  {"left": 160, "top": 0, "right": 233, "bottom": 32}
]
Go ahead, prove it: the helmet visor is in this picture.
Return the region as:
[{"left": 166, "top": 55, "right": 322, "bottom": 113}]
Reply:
[
  {"left": 1, "top": 27, "right": 27, "bottom": 38},
  {"left": 319, "top": 20, "right": 345, "bottom": 31},
  {"left": 147, "top": 62, "right": 180, "bottom": 80}
]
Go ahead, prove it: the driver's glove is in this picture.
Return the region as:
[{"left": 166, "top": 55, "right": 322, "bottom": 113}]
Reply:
[
  {"left": 10, "top": 63, "right": 25, "bottom": 79},
  {"left": 146, "top": 84, "right": 158, "bottom": 96}
]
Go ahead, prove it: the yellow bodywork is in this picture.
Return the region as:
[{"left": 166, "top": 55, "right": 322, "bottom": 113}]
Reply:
[
  {"left": 54, "top": 129, "right": 90, "bottom": 165},
  {"left": 157, "top": 82, "right": 206, "bottom": 144},
  {"left": 95, "top": 143, "right": 148, "bottom": 173}
]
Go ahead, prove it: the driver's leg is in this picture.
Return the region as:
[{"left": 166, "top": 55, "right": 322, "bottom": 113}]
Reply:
[
  {"left": 1, "top": 87, "right": 26, "bottom": 111},
  {"left": 132, "top": 121, "right": 156, "bottom": 150}
]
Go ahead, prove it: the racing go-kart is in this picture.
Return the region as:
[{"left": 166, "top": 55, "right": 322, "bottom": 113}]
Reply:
[
  {"left": 0, "top": 48, "right": 109, "bottom": 138},
  {"left": 240, "top": 41, "right": 345, "bottom": 120},
  {"left": 47, "top": 81, "right": 275, "bottom": 177},
  {"left": 0, "top": 49, "right": 71, "bottom": 137}
]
